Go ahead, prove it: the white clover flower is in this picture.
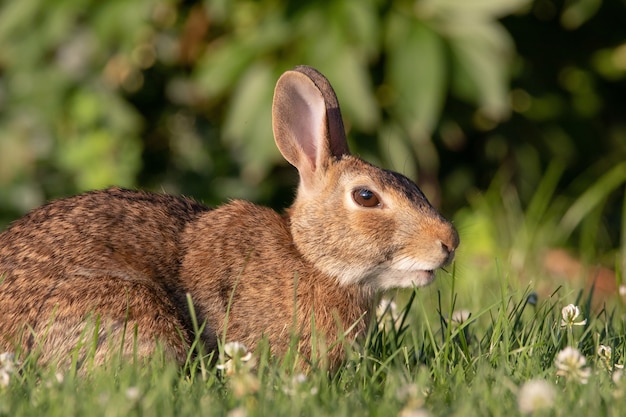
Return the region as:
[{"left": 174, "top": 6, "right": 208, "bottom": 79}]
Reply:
[
  {"left": 0, "top": 369, "right": 9, "bottom": 388},
  {"left": 0, "top": 352, "right": 18, "bottom": 388},
  {"left": 125, "top": 386, "right": 141, "bottom": 401},
  {"left": 293, "top": 373, "right": 307, "bottom": 384},
  {"left": 517, "top": 379, "right": 556, "bottom": 414},
  {"left": 560, "top": 304, "right": 587, "bottom": 328},
  {"left": 396, "top": 383, "right": 420, "bottom": 403},
  {"left": 619, "top": 285, "right": 626, "bottom": 297},
  {"left": 227, "top": 406, "right": 247, "bottom": 417},
  {"left": 398, "top": 408, "right": 431, "bottom": 417},
  {"left": 555, "top": 346, "right": 591, "bottom": 384},
  {"left": 598, "top": 344, "right": 624, "bottom": 374},
  {"left": 598, "top": 344, "right": 612, "bottom": 361},
  {"left": 441, "top": 310, "right": 472, "bottom": 329},
  {"left": 217, "top": 342, "right": 254, "bottom": 376},
  {"left": 283, "top": 373, "right": 309, "bottom": 396},
  {"left": 230, "top": 373, "right": 260, "bottom": 398},
  {"left": 598, "top": 344, "right": 612, "bottom": 370},
  {"left": 286, "top": 373, "right": 319, "bottom": 396},
  {"left": 450, "top": 310, "right": 471, "bottom": 326},
  {"left": 44, "top": 371, "right": 66, "bottom": 388},
  {"left": 0, "top": 352, "right": 17, "bottom": 372},
  {"left": 396, "top": 380, "right": 430, "bottom": 413}
]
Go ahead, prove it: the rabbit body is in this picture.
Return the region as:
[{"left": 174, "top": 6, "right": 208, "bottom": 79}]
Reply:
[
  {"left": 0, "top": 66, "right": 458, "bottom": 370},
  {"left": 0, "top": 188, "right": 371, "bottom": 368}
]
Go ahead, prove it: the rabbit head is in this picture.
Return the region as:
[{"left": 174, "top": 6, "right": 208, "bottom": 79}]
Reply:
[{"left": 273, "top": 66, "right": 459, "bottom": 290}]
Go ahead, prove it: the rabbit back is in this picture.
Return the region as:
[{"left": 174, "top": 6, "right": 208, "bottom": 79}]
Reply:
[{"left": 0, "top": 187, "right": 209, "bottom": 364}]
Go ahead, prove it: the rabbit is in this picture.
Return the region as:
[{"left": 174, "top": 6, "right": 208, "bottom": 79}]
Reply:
[{"left": 0, "top": 65, "right": 459, "bottom": 371}]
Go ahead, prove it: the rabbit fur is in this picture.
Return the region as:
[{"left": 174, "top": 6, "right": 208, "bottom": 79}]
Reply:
[{"left": 0, "top": 66, "right": 459, "bottom": 370}]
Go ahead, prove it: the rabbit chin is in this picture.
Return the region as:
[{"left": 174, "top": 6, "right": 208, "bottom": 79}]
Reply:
[
  {"left": 368, "top": 269, "right": 436, "bottom": 290},
  {"left": 321, "top": 260, "right": 437, "bottom": 289}
]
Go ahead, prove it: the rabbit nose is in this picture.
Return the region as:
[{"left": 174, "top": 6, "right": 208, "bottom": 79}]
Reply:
[
  {"left": 439, "top": 240, "right": 453, "bottom": 257},
  {"left": 438, "top": 228, "right": 459, "bottom": 259}
]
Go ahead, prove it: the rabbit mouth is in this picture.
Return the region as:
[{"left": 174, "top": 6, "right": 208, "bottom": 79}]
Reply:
[
  {"left": 415, "top": 269, "right": 436, "bottom": 283},
  {"left": 403, "top": 269, "right": 437, "bottom": 288}
]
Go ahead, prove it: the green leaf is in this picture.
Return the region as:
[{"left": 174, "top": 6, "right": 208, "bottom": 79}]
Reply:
[
  {"left": 378, "top": 123, "right": 418, "bottom": 180},
  {"left": 303, "top": 17, "right": 380, "bottom": 133},
  {"left": 223, "top": 62, "right": 278, "bottom": 182},
  {"left": 559, "top": 162, "right": 626, "bottom": 238},
  {"left": 447, "top": 21, "right": 513, "bottom": 121},
  {"left": 417, "top": 0, "right": 530, "bottom": 20},
  {"left": 194, "top": 40, "right": 255, "bottom": 98},
  {"left": 318, "top": 47, "right": 380, "bottom": 133},
  {"left": 56, "top": 129, "right": 141, "bottom": 190},
  {"left": 561, "top": 0, "right": 602, "bottom": 30},
  {"left": 386, "top": 16, "right": 447, "bottom": 140},
  {"left": 194, "top": 12, "right": 287, "bottom": 99},
  {"left": 0, "top": 0, "right": 40, "bottom": 44},
  {"left": 334, "top": 0, "right": 380, "bottom": 60}
]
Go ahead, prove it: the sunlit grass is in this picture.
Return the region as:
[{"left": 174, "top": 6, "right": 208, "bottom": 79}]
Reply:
[{"left": 1, "top": 267, "right": 625, "bottom": 417}]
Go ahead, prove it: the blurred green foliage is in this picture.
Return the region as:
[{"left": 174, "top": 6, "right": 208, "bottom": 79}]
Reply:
[{"left": 0, "top": 0, "right": 625, "bottom": 257}]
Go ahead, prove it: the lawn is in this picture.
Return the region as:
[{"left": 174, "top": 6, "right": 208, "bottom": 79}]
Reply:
[{"left": 1, "top": 254, "right": 625, "bottom": 416}]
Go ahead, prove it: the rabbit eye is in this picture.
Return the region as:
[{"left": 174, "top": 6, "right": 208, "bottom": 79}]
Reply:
[{"left": 352, "top": 188, "right": 381, "bottom": 208}]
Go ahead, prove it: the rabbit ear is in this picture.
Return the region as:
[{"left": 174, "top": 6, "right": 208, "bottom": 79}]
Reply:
[{"left": 272, "top": 66, "right": 350, "bottom": 189}]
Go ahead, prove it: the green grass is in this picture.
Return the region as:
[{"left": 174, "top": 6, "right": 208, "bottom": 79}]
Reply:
[{"left": 1, "top": 273, "right": 625, "bottom": 417}]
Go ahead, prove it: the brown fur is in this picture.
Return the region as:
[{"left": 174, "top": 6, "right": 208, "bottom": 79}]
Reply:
[{"left": 0, "top": 66, "right": 458, "bottom": 370}]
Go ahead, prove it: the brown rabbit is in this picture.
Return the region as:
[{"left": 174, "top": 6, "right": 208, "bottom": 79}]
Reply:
[{"left": 0, "top": 66, "right": 458, "bottom": 370}]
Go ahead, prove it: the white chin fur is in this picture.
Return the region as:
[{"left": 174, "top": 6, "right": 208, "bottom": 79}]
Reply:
[
  {"left": 322, "top": 259, "right": 439, "bottom": 290},
  {"left": 390, "top": 255, "right": 440, "bottom": 273},
  {"left": 371, "top": 269, "right": 436, "bottom": 290},
  {"left": 363, "top": 255, "right": 442, "bottom": 290},
  {"left": 332, "top": 265, "right": 436, "bottom": 290}
]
